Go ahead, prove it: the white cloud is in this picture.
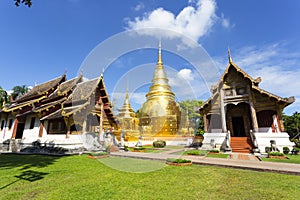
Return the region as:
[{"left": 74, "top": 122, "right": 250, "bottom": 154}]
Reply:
[
  {"left": 168, "top": 68, "right": 209, "bottom": 101},
  {"left": 133, "top": 2, "right": 145, "bottom": 11},
  {"left": 220, "top": 13, "right": 234, "bottom": 29},
  {"left": 126, "top": 0, "right": 218, "bottom": 43},
  {"left": 178, "top": 68, "right": 194, "bottom": 81}
]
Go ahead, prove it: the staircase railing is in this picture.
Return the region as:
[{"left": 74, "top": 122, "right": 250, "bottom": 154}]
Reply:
[
  {"left": 225, "top": 130, "right": 232, "bottom": 152},
  {"left": 249, "top": 130, "right": 259, "bottom": 153}
]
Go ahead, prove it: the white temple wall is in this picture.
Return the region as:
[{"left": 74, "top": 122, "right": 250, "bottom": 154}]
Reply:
[
  {"left": 254, "top": 132, "right": 294, "bottom": 153},
  {"left": 0, "top": 114, "right": 16, "bottom": 142},
  {"left": 21, "top": 114, "right": 40, "bottom": 144}
]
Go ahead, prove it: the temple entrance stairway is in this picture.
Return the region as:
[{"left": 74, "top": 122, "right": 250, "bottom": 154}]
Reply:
[{"left": 230, "top": 137, "right": 253, "bottom": 153}]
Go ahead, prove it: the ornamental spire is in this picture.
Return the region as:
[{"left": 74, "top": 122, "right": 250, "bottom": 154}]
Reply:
[
  {"left": 228, "top": 47, "right": 233, "bottom": 63},
  {"left": 157, "top": 39, "right": 163, "bottom": 65}
]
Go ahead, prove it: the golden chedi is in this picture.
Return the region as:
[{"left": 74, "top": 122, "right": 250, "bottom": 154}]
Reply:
[
  {"left": 117, "top": 87, "right": 139, "bottom": 140},
  {"left": 139, "top": 42, "right": 181, "bottom": 137}
]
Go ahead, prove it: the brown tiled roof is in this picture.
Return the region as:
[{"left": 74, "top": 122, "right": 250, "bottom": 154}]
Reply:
[
  {"left": 61, "top": 76, "right": 117, "bottom": 126},
  {"left": 252, "top": 85, "right": 295, "bottom": 105},
  {"left": 33, "top": 98, "right": 67, "bottom": 113},
  {"left": 44, "top": 74, "right": 82, "bottom": 102},
  {"left": 15, "top": 74, "right": 66, "bottom": 103},
  {"left": 40, "top": 109, "right": 63, "bottom": 120},
  {"left": 4, "top": 96, "right": 46, "bottom": 112},
  {"left": 64, "top": 78, "right": 99, "bottom": 105}
]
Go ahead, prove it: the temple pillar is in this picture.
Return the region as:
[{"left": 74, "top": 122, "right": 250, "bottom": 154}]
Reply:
[
  {"left": 247, "top": 86, "right": 258, "bottom": 132},
  {"left": 99, "top": 103, "right": 104, "bottom": 134},
  {"left": 38, "top": 121, "right": 44, "bottom": 137},
  {"left": 220, "top": 88, "right": 227, "bottom": 132},
  {"left": 11, "top": 118, "right": 18, "bottom": 139},
  {"left": 277, "top": 107, "right": 284, "bottom": 132},
  {"left": 64, "top": 117, "right": 71, "bottom": 138},
  {"left": 203, "top": 114, "right": 208, "bottom": 132}
]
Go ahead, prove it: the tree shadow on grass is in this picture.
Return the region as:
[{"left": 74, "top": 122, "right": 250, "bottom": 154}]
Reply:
[
  {"left": 0, "top": 170, "right": 49, "bottom": 190},
  {"left": 0, "top": 153, "right": 62, "bottom": 170},
  {"left": 0, "top": 154, "right": 62, "bottom": 190}
]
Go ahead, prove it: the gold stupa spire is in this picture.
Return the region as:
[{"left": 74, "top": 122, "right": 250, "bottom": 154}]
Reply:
[
  {"left": 118, "top": 83, "right": 134, "bottom": 118},
  {"left": 157, "top": 39, "right": 163, "bottom": 66},
  {"left": 228, "top": 47, "right": 233, "bottom": 63},
  {"left": 145, "top": 40, "right": 175, "bottom": 100}
]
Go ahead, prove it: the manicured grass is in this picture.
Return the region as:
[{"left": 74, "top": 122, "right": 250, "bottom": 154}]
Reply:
[
  {"left": 261, "top": 155, "right": 300, "bottom": 164},
  {"left": 206, "top": 153, "right": 229, "bottom": 159},
  {"left": 181, "top": 149, "right": 208, "bottom": 156},
  {"left": 0, "top": 154, "right": 300, "bottom": 199}
]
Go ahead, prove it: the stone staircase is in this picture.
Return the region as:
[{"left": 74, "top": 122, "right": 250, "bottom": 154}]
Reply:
[{"left": 230, "top": 137, "right": 253, "bottom": 153}]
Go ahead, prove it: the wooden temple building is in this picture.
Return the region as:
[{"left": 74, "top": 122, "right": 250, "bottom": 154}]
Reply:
[
  {"left": 0, "top": 73, "right": 117, "bottom": 149},
  {"left": 200, "top": 51, "right": 295, "bottom": 153}
]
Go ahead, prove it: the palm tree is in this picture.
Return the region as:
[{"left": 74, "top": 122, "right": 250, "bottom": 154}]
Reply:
[
  {"left": 11, "top": 85, "right": 28, "bottom": 101},
  {"left": 0, "top": 87, "right": 8, "bottom": 108}
]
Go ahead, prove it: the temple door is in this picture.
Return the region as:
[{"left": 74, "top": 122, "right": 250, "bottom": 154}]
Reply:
[{"left": 232, "top": 117, "right": 246, "bottom": 137}]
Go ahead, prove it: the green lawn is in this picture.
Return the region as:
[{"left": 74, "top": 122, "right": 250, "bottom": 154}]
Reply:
[
  {"left": 261, "top": 155, "right": 300, "bottom": 164},
  {"left": 0, "top": 154, "right": 300, "bottom": 199}
]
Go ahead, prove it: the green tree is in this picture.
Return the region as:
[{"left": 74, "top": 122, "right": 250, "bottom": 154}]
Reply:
[
  {"left": 179, "top": 99, "right": 204, "bottom": 135},
  {"left": 14, "top": 0, "right": 32, "bottom": 7},
  {"left": 283, "top": 112, "right": 300, "bottom": 140},
  {"left": 0, "top": 87, "right": 8, "bottom": 108},
  {"left": 11, "top": 85, "right": 28, "bottom": 100}
]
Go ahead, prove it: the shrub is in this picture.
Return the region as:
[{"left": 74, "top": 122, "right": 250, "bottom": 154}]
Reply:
[
  {"left": 166, "top": 158, "right": 191, "bottom": 163},
  {"left": 265, "top": 146, "right": 271, "bottom": 153},
  {"left": 283, "top": 147, "right": 290, "bottom": 155},
  {"left": 124, "top": 145, "right": 129, "bottom": 151},
  {"left": 153, "top": 140, "right": 166, "bottom": 148},
  {"left": 292, "top": 147, "right": 300, "bottom": 155},
  {"left": 268, "top": 152, "right": 284, "bottom": 156},
  {"left": 133, "top": 147, "right": 145, "bottom": 151},
  {"left": 89, "top": 152, "right": 108, "bottom": 156},
  {"left": 186, "top": 150, "right": 200, "bottom": 155}
]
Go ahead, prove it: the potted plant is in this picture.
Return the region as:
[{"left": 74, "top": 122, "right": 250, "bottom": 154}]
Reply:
[{"left": 268, "top": 152, "right": 286, "bottom": 159}]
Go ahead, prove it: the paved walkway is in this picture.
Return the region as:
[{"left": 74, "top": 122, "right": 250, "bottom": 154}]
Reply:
[
  {"left": 110, "top": 151, "right": 300, "bottom": 175},
  {"left": 230, "top": 153, "right": 259, "bottom": 161}
]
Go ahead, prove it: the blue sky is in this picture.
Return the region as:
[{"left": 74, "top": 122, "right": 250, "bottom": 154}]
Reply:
[{"left": 1, "top": 0, "right": 300, "bottom": 114}]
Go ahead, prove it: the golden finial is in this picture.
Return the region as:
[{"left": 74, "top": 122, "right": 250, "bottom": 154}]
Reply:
[
  {"left": 228, "top": 47, "right": 233, "bottom": 63},
  {"left": 157, "top": 39, "right": 163, "bottom": 65},
  {"left": 101, "top": 67, "right": 104, "bottom": 77}
]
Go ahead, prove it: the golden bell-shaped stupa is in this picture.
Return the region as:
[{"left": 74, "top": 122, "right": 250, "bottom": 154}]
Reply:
[{"left": 139, "top": 41, "right": 181, "bottom": 137}]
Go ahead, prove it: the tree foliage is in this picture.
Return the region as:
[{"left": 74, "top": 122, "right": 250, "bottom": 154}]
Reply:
[
  {"left": 14, "top": 0, "right": 32, "bottom": 7},
  {"left": 0, "top": 87, "right": 8, "bottom": 108},
  {"left": 179, "top": 99, "right": 204, "bottom": 135},
  {"left": 283, "top": 112, "right": 300, "bottom": 140},
  {"left": 11, "top": 85, "right": 28, "bottom": 100}
]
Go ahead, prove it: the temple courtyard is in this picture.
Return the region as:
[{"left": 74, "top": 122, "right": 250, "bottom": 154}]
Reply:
[{"left": 0, "top": 152, "right": 299, "bottom": 200}]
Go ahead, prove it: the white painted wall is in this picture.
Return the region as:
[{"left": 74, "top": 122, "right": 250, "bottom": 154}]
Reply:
[
  {"left": 0, "top": 114, "right": 16, "bottom": 142},
  {"left": 254, "top": 132, "right": 294, "bottom": 153},
  {"left": 202, "top": 132, "right": 227, "bottom": 150},
  {"left": 22, "top": 114, "right": 40, "bottom": 144}
]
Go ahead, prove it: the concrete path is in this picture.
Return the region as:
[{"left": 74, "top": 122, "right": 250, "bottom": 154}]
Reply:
[{"left": 110, "top": 151, "right": 300, "bottom": 175}]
